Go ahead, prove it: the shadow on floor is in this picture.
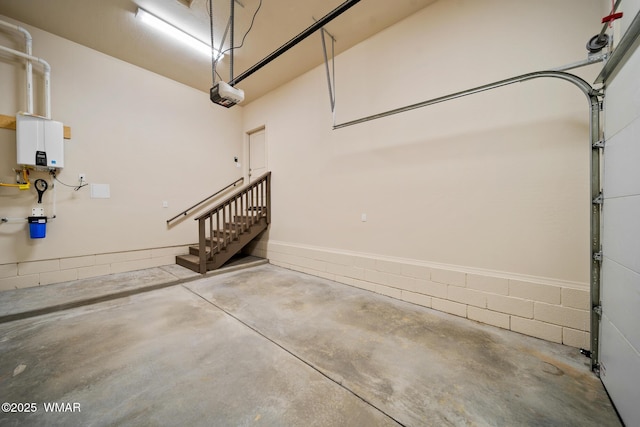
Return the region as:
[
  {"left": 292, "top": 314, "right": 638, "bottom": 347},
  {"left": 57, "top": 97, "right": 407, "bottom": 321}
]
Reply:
[{"left": 0, "top": 255, "right": 266, "bottom": 324}]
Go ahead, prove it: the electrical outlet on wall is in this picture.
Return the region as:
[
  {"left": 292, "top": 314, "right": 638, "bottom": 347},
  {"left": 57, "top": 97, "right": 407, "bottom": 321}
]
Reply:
[{"left": 79, "top": 173, "right": 86, "bottom": 183}]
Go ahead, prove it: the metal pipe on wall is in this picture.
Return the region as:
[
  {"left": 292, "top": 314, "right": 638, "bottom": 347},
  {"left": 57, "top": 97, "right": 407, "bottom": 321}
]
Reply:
[
  {"left": 0, "top": 19, "right": 34, "bottom": 114},
  {"left": 333, "top": 70, "right": 603, "bottom": 372},
  {"left": 0, "top": 44, "right": 51, "bottom": 119}
]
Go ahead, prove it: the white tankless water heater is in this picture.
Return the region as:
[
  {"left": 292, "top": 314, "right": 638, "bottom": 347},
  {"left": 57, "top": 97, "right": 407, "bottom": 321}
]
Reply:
[{"left": 16, "top": 113, "right": 64, "bottom": 170}]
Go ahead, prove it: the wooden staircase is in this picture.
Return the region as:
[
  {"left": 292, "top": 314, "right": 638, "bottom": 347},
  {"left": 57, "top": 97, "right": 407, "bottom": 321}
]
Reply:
[{"left": 176, "top": 172, "right": 271, "bottom": 273}]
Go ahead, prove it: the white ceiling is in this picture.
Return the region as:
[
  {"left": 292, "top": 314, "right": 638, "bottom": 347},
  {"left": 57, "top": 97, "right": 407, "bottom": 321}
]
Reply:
[{"left": 0, "top": 0, "right": 437, "bottom": 104}]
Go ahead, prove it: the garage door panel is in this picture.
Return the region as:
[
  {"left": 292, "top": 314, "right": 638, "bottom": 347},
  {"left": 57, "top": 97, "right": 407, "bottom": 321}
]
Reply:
[
  {"left": 600, "top": 8, "right": 640, "bottom": 426},
  {"left": 603, "top": 118, "right": 640, "bottom": 198},
  {"left": 604, "top": 41, "right": 640, "bottom": 137},
  {"left": 601, "top": 259, "right": 640, "bottom": 351},
  {"left": 600, "top": 315, "right": 640, "bottom": 426},
  {"left": 602, "top": 196, "right": 640, "bottom": 274}
]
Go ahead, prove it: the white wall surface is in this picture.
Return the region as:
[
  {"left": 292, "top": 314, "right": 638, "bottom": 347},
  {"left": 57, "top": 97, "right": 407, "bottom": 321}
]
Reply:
[
  {"left": 0, "top": 17, "right": 243, "bottom": 267},
  {"left": 241, "top": 0, "right": 607, "bottom": 348},
  {"left": 243, "top": 0, "right": 604, "bottom": 285}
]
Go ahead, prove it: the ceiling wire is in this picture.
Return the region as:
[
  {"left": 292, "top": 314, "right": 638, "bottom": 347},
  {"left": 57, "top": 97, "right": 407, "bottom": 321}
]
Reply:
[
  {"left": 209, "top": 0, "right": 261, "bottom": 84},
  {"left": 209, "top": 0, "right": 226, "bottom": 83},
  {"left": 219, "top": 0, "right": 262, "bottom": 58}
]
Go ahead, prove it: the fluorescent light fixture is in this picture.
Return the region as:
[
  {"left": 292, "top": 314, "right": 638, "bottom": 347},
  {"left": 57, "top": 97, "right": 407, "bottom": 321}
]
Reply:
[{"left": 136, "top": 7, "right": 223, "bottom": 59}]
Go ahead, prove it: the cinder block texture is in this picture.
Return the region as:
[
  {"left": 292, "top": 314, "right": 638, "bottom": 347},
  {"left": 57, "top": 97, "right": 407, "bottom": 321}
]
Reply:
[
  {"left": 561, "top": 288, "right": 590, "bottom": 310},
  {"left": 509, "top": 280, "right": 561, "bottom": 304},
  {"left": 402, "top": 279, "right": 447, "bottom": 299},
  {"left": 467, "top": 306, "right": 510, "bottom": 330},
  {"left": 487, "top": 294, "right": 534, "bottom": 318},
  {"left": 447, "top": 286, "right": 486, "bottom": 308},
  {"left": 377, "top": 284, "right": 402, "bottom": 299},
  {"left": 467, "top": 274, "right": 509, "bottom": 295},
  {"left": 18, "top": 259, "right": 59, "bottom": 276},
  {"left": 432, "top": 298, "right": 467, "bottom": 318},
  {"left": 326, "top": 263, "right": 365, "bottom": 280},
  {"left": 563, "top": 328, "right": 590, "bottom": 349},
  {"left": 0, "top": 274, "right": 39, "bottom": 290},
  {"left": 315, "top": 251, "right": 354, "bottom": 266},
  {"left": 110, "top": 257, "right": 172, "bottom": 274},
  {"left": 78, "top": 264, "right": 112, "bottom": 280},
  {"left": 59, "top": 256, "right": 95, "bottom": 270},
  {"left": 364, "top": 269, "right": 396, "bottom": 288},
  {"left": 511, "top": 317, "right": 562, "bottom": 344},
  {"left": 431, "top": 268, "right": 466, "bottom": 287},
  {"left": 95, "top": 250, "right": 152, "bottom": 265},
  {"left": 0, "top": 245, "right": 187, "bottom": 290},
  {"left": 400, "top": 290, "right": 432, "bottom": 308},
  {"left": 375, "top": 259, "right": 403, "bottom": 275},
  {"left": 151, "top": 246, "right": 191, "bottom": 257},
  {"left": 0, "top": 264, "right": 18, "bottom": 278},
  {"left": 40, "top": 269, "right": 78, "bottom": 286},
  {"left": 534, "top": 303, "right": 590, "bottom": 331},
  {"left": 353, "top": 256, "right": 376, "bottom": 270},
  {"left": 337, "top": 276, "right": 379, "bottom": 294},
  {"left": 401, "top": 264, "right": 431, "bottom": 280}
]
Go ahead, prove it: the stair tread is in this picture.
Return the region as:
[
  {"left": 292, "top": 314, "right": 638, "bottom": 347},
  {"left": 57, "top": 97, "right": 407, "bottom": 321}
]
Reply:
[
  {"left": 190, "top": 244, "right": 211, "bottom": 249},
  {"left": 176, "top": 254, "right": 200, "bottom": 263},
  {"left": 189, "top": 245, "right": 213, "bottom": 254},
  {"left": 178, "top": 213, "right": 268, "bottom": 274}
]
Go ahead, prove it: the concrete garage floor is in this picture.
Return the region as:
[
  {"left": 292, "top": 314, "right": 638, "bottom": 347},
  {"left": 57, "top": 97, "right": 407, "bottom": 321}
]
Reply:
[{"left": 0, "top": 263, "right": 621, "bottom": 426}]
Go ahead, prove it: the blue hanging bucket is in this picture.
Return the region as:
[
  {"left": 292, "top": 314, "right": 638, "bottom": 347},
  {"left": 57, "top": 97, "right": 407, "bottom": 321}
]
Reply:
[{"left": 28, "top": 216, "right": 47, "bottom": 239}]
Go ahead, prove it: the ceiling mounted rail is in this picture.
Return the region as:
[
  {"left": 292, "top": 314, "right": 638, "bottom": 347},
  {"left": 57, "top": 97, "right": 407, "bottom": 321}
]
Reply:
[
  {"left": 595, "top": 8, "right": 640, "bottom": 83},
  {"left": 228, "top": 0, "right": 361, "bottom": 86}
]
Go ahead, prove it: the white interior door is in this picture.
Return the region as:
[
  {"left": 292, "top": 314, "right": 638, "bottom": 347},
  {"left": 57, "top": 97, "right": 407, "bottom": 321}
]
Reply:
[
  {"left": 599, "top": 13, "right": 640, "bottom": 426},
  {"left": 248, "top": 128, "right": 267, "bottom": 183}
]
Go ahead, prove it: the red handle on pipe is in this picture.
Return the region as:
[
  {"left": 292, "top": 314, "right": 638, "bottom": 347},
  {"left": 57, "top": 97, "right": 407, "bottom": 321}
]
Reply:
[{"left": 602, "top": 12, "right": 623, "bottom": 24}]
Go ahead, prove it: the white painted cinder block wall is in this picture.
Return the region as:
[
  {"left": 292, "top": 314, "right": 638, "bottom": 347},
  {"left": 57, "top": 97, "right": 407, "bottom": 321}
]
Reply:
[
  {"left": 242, "top": 0, "right": 608, "bottom": 348},
  {"left": 0, "top": 17, "right": 243, "bottom": 289}
]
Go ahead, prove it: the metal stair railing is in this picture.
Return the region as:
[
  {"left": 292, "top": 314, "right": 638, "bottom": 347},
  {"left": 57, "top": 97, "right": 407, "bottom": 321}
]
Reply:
[{"left": 166, "top": 177, "right": 244, "bottom": 224}]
